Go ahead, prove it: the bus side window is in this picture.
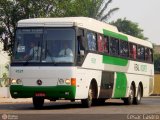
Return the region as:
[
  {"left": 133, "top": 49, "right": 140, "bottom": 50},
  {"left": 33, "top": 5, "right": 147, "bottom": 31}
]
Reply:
[
  {"left": 109, "top": 37, "right": 119, "bottom": 56},
  {"left": 145, "top": 48, "right": 153, "bottom": 63},
  {"left": 129, "top": 43, "right": 137, "bottom": 59},
  {"left": 119, "top": 40, "right": 129, "bottom": 58},
  {"left": 87, "top": 31, "right": 97, "bottom": 51},
  {"left": 97, "top": 34, "right": 104, "bottom": 52},
  {"left": 137, "top": 45, "right": 145, "bottom": 61},
  {"left": 103, "top": 36, "right": 109, "bottom": 54}
]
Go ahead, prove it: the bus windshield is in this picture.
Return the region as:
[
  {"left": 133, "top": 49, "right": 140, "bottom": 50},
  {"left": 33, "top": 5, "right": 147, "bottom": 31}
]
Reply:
[{"left": 13, "top": 28, "right": 75, "bottom": 64}]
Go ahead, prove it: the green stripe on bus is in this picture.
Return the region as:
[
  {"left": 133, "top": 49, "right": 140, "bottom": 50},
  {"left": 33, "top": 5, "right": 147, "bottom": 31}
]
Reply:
[
  {"left": 103, "top": 55, "right": 128, "bottom": 66},
  {"left": 113, "top": 72, "right": 127, "bottom": 98},
  {"left": 10, "top": 85, "right": 76, "bottom": 99},
  {"left": 103, "top": 29, "right": 128, "bottom": 41}
]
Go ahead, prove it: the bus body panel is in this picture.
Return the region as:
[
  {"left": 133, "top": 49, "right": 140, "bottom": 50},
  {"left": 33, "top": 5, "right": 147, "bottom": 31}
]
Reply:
[
  {"left": 125, "top": 73, "right": 154, "bottom": 97},
  {"left": 10, "top": 67, "right": 77, "bottom": 99},
  {"left": 80, "top": 53, "right": 154, "bottom": 98},
  {"left": 75, "top": 68, "right": 102, "bottom": 99},
  {"left": 10, "top": 67, "right": 77, "bottom": 86},
  {"left": 10, "top": 52, "right": 154, "bottom": 100}
]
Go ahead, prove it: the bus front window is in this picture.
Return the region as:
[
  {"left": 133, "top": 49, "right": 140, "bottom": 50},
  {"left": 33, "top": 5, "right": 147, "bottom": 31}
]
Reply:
[
  {"left": 13, "top": 28, "right": 43, "bottom": 62},
  {"left": 42, "top": 28, "right": 75, "bottom": 63},
  {"left": 13, "top": 28, "right": 75, "bottom": 64}
]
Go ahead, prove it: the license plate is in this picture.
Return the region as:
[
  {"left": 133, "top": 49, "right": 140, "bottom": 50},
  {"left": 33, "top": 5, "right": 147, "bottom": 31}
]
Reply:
[{"left": 35, "top": 92, "right": 46, "bottom": 97}]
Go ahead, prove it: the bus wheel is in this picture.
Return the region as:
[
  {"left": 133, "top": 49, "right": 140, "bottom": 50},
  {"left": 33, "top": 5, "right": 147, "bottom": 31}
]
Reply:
[
  {"left": 81, "top": 85, "right": 93, "bottom": 108},
  {"left": 123, "top": 84, "right": 135, "bottom": 105},
  {"left": 33, "top": 97, "right": 44, "bottom": 109},
  {"left": 133, "top": 85, "right": 142, "bottom": 105}
]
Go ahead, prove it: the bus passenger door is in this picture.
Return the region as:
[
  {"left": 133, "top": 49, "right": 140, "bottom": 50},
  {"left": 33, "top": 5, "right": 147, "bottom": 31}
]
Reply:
[{"left": 99, "top": 71, "right": 114, "bottom": 98}]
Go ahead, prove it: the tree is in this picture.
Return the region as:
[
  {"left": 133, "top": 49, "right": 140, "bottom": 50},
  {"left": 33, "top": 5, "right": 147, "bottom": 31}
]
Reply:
[
  {"left": 154, "top": 54, "right": 160, "bottom": 73},
  {"left": 153, "top": 44, "right": 160, "bottom": 73},
  {"left": 49, "top": 0, "right": 119, "bottom": 21},
  {"left": 68, "top": 0, "right": 119, "bottom": 22},
  {"left": 0, "top": 26, "right": 5, "bottom": 35},
  {"left": 110, "top": 18, "right": 148, "bottom": 40},
  {"left": 0, "top": 0, "right": 118, "bottom": 54},
  {"left": 0, "top": 0, "right": 56, "bottom": 54}
]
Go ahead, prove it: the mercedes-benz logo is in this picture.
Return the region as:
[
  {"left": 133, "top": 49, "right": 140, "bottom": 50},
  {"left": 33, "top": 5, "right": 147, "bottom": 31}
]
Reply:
[{"left": 37, "top": 79, "right": 42, "bottom": 85}]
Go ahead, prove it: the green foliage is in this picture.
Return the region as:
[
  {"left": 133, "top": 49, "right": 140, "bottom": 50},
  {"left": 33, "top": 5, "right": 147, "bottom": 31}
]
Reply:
[
  {"left": 0, "top": 0, "right": 56, "bottom": 54},
  {"left": 0, "top": 0, "right": 118, "bottom": 54},
  {"left": 0, "top": 73, "right": 9, "bottom": 87},
  {"left": 154, "top": 54, "right": 160, "bottom": 73},
  {"left": 68, "top": 0, "right": 119, "bottom": 22},
  {"left": 110, "top": 18, "right": 148, "bottom": 40}
]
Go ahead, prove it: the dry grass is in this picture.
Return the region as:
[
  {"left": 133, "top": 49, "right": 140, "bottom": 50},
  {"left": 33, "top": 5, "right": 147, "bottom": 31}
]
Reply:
[{"left": 153, "top": 74, "right": 160, "bottom": 95}]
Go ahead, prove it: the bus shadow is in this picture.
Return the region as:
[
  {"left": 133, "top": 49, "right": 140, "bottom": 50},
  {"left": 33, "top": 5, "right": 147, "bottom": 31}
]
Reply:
[
  {"left": 38, "top": 100, "right": 126, "bottom": 110},
  {"left": 0, "top": 103, "right": 33, "bottom": 110},
  {"left": 0, "top": 100, "right": 143, "bottom": 110}
]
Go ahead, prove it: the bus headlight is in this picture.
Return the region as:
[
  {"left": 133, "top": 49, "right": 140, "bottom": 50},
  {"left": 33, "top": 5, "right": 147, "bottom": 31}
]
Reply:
[
  {"left": 17, "top": 79, "right": 22, "bottom": 84},
  {"left": 11, "top": 79, "right": 17, "bottom": 84},
  {"left": 57, "top": 78, "right": 71, "bottom": 85},
  {"left": 65, "top": 79, "right": 71, "bottom": 85},
  {"left": 11, "top": 79, "right": 23, "bottom": 85},
  {"left": 58, "top": 78, "right": 76, "bottom": 86},
  {"left": 58, "top": 78, "right": 64, "bottom": 85}
]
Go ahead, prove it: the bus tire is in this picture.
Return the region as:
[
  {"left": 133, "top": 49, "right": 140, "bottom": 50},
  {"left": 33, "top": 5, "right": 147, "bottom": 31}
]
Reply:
[
  {"left": 81, "top": 85, "right": 93, "bottom": 108},
  {"left": 133, "top": 85, "right": 142, "bottom": 105},
  {"left": 123, "top": 84, "right": 135, "bottom": 105},
  {"left": 33, "top": 97, "right": 44, "bottom": 109}
]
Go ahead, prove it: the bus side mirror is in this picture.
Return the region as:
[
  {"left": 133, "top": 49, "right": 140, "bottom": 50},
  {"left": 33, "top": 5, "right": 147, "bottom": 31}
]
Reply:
[{"left": 80, "top": 50, "right": 84, "bottom": 56}]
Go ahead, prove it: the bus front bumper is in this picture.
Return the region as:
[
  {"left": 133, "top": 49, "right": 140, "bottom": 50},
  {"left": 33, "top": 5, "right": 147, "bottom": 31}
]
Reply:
[{"left": 10, "top": 85, "right": 76, "bottom": 99}]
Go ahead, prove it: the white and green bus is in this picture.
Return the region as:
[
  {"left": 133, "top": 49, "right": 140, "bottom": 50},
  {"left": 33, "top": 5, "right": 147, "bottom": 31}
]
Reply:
[{"left": 10, "top": 17, "right": 154, "bottom": 108}]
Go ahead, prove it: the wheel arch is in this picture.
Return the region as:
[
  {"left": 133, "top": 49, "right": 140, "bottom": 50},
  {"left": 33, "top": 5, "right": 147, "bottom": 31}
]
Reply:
[{"left": 90, "top": 78, "right": 98, "bottom": 99}]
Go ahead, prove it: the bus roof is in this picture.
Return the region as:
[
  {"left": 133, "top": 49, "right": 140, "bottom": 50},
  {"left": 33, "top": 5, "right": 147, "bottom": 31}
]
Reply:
[
  {"left": 120, "top": 32, "right": 153, "bottom": 48},
  {"left": 17, "top": 17, "right": 153, "bottom": 48},
  {"left": 18, "top": 17, "right": 118, "bottom": 32}
]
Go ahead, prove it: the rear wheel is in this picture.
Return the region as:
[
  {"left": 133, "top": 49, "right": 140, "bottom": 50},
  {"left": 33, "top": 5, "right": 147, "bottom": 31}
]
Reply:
[
  {"left": 123, "top": 84, "right": 135, "bottom": 105},
  {"left": 81, "top": 85, "right": 93, "bottom": 108},
  {"left": 33, "top": 97, "right": 44, "bottom": 109},
  {"left": 133, "top": 85, "right": 142, "bottom": 105}
]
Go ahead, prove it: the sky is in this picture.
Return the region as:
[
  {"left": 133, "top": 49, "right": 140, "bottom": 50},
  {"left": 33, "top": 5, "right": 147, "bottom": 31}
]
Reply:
[{"left": 108, "top": 0, "right": 160, "bottom": 45}]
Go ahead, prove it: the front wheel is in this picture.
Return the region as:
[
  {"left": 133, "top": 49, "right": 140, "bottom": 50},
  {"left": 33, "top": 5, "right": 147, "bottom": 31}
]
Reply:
[
  {"left": 81, "top": 86, "right": 93, "bottom": 108},
  {"left": 33, "top": 97, "right": 44, "bottom": 109}
]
